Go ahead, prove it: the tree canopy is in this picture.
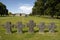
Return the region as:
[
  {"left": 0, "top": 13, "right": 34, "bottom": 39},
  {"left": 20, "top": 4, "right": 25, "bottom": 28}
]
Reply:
[
  {"left": 0, "top": 2, "right": 8, "bottom": 16},
  {"left": 32, "top": 0, "right": 60, "bottom": 18}
]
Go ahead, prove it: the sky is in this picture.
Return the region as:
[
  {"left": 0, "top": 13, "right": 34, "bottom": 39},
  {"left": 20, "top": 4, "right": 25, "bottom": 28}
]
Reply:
[{"left": 0, "top": 0, "right": 36, "bottom": 14}]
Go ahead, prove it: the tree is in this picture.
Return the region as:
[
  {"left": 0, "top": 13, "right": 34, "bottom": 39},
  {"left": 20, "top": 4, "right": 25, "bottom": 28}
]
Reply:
[
  {"left": 0, "top": 2, "right": 8, "bottom": 16},
  {"left": 55, "top": 3, "right": 60, "bottom": 18},
  {"left": 32, "top": 0, "right": 60, "bottom": 18},
  {"left": 8, "top": 12, "right": 12, "bottom": 15},
  {"left": 45, "top": 0, "right": 57, "bottom": 17},
  {"left": 44, "top": 0, "right": 60, "bottom": 18},
  {"left": 32, "top": 0, "right": 45, "bottom": 16}
]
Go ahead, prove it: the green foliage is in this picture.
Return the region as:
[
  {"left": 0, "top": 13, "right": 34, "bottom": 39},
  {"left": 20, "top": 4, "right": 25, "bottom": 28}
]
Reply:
[
  {"left": 0, "top": 2, "right": 8, "bottom": 16},
  {"left": 8, "top": 12, "right": 12, "bottom": 15},
  {"left": 55, "top": 3, "right": 60, "bottom": 16},
  {"left": 32, "top": 0, "right": 45, "bottom": 15},
  {"left": 32, "top": 0, "right": 60, "bottom": 18}
]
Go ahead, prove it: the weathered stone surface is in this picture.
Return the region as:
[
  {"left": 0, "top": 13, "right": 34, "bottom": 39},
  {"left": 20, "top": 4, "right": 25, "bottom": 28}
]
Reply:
[
  {"left": 16, "top": 22, "right": 24, "bottom": 33},
  {"left": 4, "top": 21, "right": 12, "bottom": 34},
  {"left": 49, "top": 22, "right": 56, "bottom": 33},
  {"left": 38, "top": 22, "right": 45, "bottom": 33},
  {"left": 27, "top": 20, "right": 36, "bottom": 33}
]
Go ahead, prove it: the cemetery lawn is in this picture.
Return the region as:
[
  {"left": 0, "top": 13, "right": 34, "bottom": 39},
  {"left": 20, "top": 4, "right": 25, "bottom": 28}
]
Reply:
[{"left": 0, "top": 16, "right": 60, "bottom": 40}]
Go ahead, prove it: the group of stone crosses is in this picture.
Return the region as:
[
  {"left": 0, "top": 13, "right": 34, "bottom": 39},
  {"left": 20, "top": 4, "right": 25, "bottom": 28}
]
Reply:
[{"left": 2, "top": 20, "right": 57, "bottom": 34}]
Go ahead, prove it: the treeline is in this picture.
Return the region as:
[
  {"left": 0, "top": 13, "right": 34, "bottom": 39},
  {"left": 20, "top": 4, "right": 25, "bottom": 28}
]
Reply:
[
  {"left": 0, "top": 1, "right": 60, "bottom": 18},
  {"left": 0, "top": 2, "right": 8, "bottom": 16},
  {"left": 32, "top": 0, "right": 60, "bottom": 18}
]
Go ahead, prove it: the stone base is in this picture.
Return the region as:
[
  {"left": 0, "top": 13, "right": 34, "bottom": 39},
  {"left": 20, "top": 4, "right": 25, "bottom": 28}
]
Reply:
[
  {"left": 49, "top": 31, "right": 55, "bottom": 33},
  {"left": 5, "top": 32, "right": 12, "bottom": 34},
  {"left": 17, "top": 32, "right": 23, "bottom": 34},
  {"left": 39, "top": 32, "right": 44, "bottom": 34}
]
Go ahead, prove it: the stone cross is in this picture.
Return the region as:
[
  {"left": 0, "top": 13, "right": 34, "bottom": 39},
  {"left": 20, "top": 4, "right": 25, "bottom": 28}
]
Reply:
[
  {"left": 49, "top": 22, "right": 56, "bottom": 33},
  {"left": 38, "top": 22, "right": 45, "bottom": 33},
  {"left": 4, "top": 21, "right": 12, "bottom": 34},
  {"left": 27, "top": 20, "right": 36, "bottom": 33},
  {"left": 16, "top": 22, "right": 24, "bottom": 33}
]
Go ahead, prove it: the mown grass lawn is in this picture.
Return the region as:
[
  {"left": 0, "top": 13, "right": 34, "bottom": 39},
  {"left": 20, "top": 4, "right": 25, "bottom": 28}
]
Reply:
[{"left": 0, "top": 16, "right": 60, "bottom": 40}]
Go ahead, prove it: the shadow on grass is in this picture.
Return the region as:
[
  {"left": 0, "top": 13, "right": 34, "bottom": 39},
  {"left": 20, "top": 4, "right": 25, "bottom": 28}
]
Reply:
[
  {"left": 44, "top": 30, "right": 49, "bottom": 32},
  {"left": 12, "top": 30, "right": 28, "bottom": 33},
  {"left": 34, "top": 30, "right": 39, "bottom": 33},
  {"left": 54, "top": 30, "right": 58, "bottom": 32},
  {"left": 11, "top": 30, "right": 58, "bottom": 33},
  {"left": 12, "top": 30, "right": 17, "bottom": 33},
  {"left": 44, "top": 30, "right": 58, "bottom": 33},
  {"left": 56, "top": 17, "right": 60, "bottom": 19},
  {"left": 23, "top": 30, "right": 28, "bottom": 33}
]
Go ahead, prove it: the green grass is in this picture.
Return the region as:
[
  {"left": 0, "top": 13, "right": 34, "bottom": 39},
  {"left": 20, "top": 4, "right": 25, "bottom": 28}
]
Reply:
[{"left": 0, "top": 16, "right": 60, "bottom": 40}]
